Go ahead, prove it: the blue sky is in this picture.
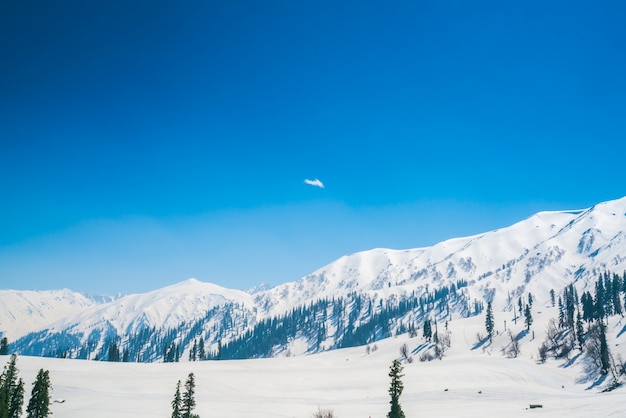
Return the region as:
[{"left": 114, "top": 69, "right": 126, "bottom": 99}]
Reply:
[{"left": 1, "top": 1, "right": 625, "bottom": 295}]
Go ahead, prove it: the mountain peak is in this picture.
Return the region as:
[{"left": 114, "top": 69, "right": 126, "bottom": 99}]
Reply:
[{"left": 178, "top": 277, "right": 202, "bottom": 286}]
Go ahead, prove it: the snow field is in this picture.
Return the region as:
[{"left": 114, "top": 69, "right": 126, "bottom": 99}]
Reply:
[{"left": 6, "top": 305, "right": 626, "bottom": 418}]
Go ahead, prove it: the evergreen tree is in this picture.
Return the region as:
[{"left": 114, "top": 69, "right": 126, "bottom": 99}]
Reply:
[
  {"left": 422, "top": 320, "right": 432, "bottom": 342},
  {"left": 8, "top": 379, "right": 23, "bottom": 418},
  {"left": 0, "top": 354, "right": 25, "bottom": 418},
  {"left": 524, "top": 305, "right": 533, "bottom": 330},
  {"left": 550, "top": 289, "right": 555, "bottom": 307},
  {"left": 575, "top": 310, "right": 585, "bottom": 351},
  {"left": 598, "top": 320, "right": 611, "bottom": 375},
  {"left": 581, "top": 292, "right": 594, "bottom": 322},
  {"left": 171, "top": 380, "right": 182, "bottom": 418},
  {"left": 387, "top": 359, "right": 405, "bottom": 418},
  {"left": 0, "top": 339, "right": 8, "bottom": 356},
  {"left": 181, "top": 373, "right": 197, "bottom": 418},
  {"left": 611, "top": 274, "right": 622, "bottom": 316},
  {"left": 595, "top": 278, "right": 605, "bottom": 319},
  {"left": 165, "top": 343, "right": 179, "bottom": 363},
  {"left": 1, "top": 379, "right": 9, "bottom": 418},
  {"left": 189, "top": 340, "right": 197, "bottom": 362},
  {"left": 485, "top": 302, "right": 494, "bottom": 342},
  {"left": 26, "top": 369, "right": 51, "bottom": 418},
  {"left": 564, "top": 284, "right": 576, "bottom": 329},
  {"left": 107, "top": 342, "right": 120, "bottom": 362},
  {"left": 198, "top": 339, "right": 205, "bottom": 361},
  {"left": 557, "top": 296, "right": 565, "bottom": 327}
]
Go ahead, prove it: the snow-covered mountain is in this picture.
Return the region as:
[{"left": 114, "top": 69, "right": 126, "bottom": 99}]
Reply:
[
  {"left": 255, "top": 196, "right": 626, "bottom": 314},
  {"left": 49, "top": 278, "right": 255, "bottom": 336},
  {"left": 4, "top": 196, "right": 626, "bottom": 361},
  {"left": 0, "top": 289, "right": 112, "bottom": 341}
]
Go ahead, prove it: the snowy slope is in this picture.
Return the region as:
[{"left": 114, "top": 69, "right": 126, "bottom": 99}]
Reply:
[
  {"left": 0, "top": 289, "right": 106, "bottom": 340},
  {"left": 6, "top": 304, "right": 626, "bottom": 418},
  {"left": 256, "top": 196, "right": 626, "bottom": 315},
  {"left": 46, "top": 278, "right": 255, "bottom": 336}
]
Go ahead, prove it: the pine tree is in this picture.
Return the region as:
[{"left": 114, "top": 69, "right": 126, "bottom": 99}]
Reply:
[
  {"left": 0, "top": 338, "right": 8, "bottom": 356},
  {"left": 189, "top": 340, "right": 197, "bottom": 362},
  {"left": 0, "top": 354, "right": 25, "bottom": 418},
  {"left": 198, "top": 339, "right": 205, "bottom": 361},
  {"left": 0, "top": 384, "right": 5, "bottom": 418},
  {"left": 575, "top": 310, "right": 585, "bottom": 351},
  {"left": 524, "top": 305, "right": 533, "bottom": 330},
  {"left": 181, "top": 373, "right": 197, "bottom": 418},
  {"left": 422, "top": 320, "right": 432, "bottom": 342},
  {"left": 107, "top": 342, "right": 120, "bottom": 362},
  {"left": 485, "top": 302, "right": 494, "bottom": 342},
  {"left": 611, "top": 274, "right": 622, "bottom": 316},
  {"left": 387, "top": 359, "right": 405, "bottom": 418},
  {"left": 598, "top": 320, "right": 611, "bottom": 375},
  {"left": 595, "top": 278, "right": 605, "bottom": 319},
  {"left": 8, "top": 378, "right": 23, "bottom": 418},
  {"left": 171, "top": 380, "right": 182, "bottom": 418},
  {"left": 564, "top": 284, "right": 576, "bottom": 329},
  {"left": 581, "top": 292, "right": 594, "bottom": 322},
  {"left": 26, "top": 369, "right": 51, "bottom": 418}
]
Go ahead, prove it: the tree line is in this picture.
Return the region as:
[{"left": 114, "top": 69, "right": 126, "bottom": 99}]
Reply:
[{"left": 12, "top": 280, "right": 474, "bottom": 363}]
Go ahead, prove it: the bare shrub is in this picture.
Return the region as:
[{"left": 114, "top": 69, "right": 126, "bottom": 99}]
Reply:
[
  {"left": 555, "top": 333, "right": 575, "bottom": 360},
  {"left": 434, "top": 343, "right": 443, "bottom": 360},
  {"left": 504, "top": 329, "right": 520, "bottom": 358},
  {"left": 432, "top": 330, "right": 451, "bottom": 360},
  {"left": 312, "top": 407, "right": 336, "bottom": 418},
  {"left": 542, "top": 317, "right": 571, "bottom": 359},
  {"left": 545, "top": 319, "right": 562, "bottom": 350},
  {"left": 400, "top": 343, "right": 413, "bottom": 363},
  {"left": 439, "top": 330, "right": 452, "bottom": 348},
  {"left": 538, "top": 342, "right": 548, "bottom": 363}
]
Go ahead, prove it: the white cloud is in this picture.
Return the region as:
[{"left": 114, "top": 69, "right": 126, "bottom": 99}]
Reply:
[{"left": 304, "top": 178, "right": 325, "bottom": 189}]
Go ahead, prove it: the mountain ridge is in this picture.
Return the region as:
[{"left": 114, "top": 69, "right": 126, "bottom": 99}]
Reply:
[{"left": 3, "top": 196, "right": 626, "bottom": 361}]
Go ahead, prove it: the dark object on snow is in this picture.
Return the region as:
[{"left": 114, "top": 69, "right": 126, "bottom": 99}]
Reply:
[{"left": 529, "top": 404, "right": 543, "bottom": 409}]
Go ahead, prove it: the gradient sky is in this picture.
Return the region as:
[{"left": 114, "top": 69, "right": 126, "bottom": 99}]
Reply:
[{"left": 1, "top": 1, "right": 625, "bottom": 295}]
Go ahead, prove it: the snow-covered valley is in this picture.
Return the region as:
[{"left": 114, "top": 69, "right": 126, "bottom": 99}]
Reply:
[{"left": 5, "top": 306, "right": 626, "bottom": 418}]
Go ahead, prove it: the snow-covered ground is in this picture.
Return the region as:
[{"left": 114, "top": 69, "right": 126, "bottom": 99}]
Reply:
[{"left": 6, "top": 306, "right": 626, "bottom": 418}]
